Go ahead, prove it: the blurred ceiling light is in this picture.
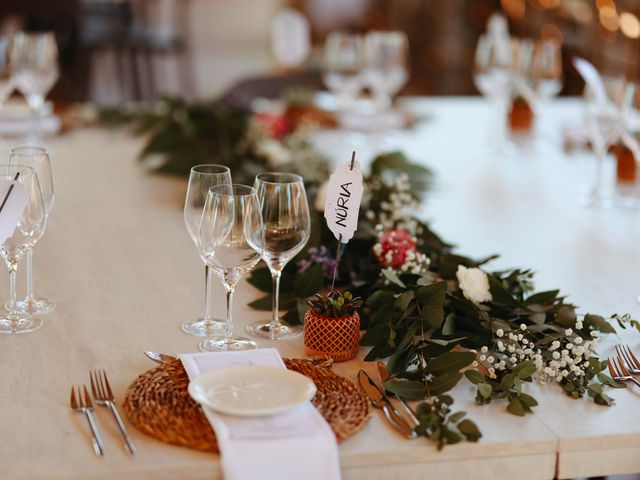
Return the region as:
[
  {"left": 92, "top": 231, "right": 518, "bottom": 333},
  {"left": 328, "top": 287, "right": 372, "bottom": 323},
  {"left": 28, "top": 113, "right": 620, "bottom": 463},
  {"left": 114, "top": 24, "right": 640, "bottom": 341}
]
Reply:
[
  {"left": 599, "top": 9, "right": 620, "bottom": 31},
  {"left": 595, "top": 0, "right": 615, "bottom": 10},
  {"left": 599, "top": 5, "right": 617, "bottom": 18},
  {"left": 541, "top": 23, "right": 564, "bottom": 43},
  {"left": 563, "top": 0, "right": 593, "bottom": 23},
  {"left": 501, "top": 0, "right": 525, "bottom": 18},
  {"left": 620, "top": 12, "right": 640, "bottom": 38}
]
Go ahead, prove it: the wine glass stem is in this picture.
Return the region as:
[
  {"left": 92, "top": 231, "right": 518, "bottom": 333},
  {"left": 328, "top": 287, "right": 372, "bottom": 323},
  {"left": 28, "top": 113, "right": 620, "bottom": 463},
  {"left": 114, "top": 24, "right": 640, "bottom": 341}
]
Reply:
[
  {"left": 204, "top": 265, "right": 213, "bottom": 322},
  {"left": 25, "top": 249, "right": 34, "bottom": 301},
  {"left": 224, "top": 285, "right": 235, "bottom": 341},
  {"left": 270, "top": 269, "right": 282, "bottom": 329},
  {"left": 8, "top": 264, "right": 17, "bottom": 317}
]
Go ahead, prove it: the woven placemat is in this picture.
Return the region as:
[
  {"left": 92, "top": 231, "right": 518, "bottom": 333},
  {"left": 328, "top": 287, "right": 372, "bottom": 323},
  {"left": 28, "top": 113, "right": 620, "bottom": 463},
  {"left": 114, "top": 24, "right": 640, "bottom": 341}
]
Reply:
[{"left": 123, "top": 357, "right": 371, "bottom": 452}]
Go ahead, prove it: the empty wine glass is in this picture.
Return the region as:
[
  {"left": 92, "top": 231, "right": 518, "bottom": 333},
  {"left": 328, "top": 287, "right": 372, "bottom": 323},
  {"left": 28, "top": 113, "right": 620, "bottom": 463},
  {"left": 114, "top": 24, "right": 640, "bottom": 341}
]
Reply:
[
  {"left": 246, "top": 173, "right": 310, "bottom": 340},
  {"left": 0, "top": 35, "right": 13, "bottom": 109},
  {"left": 9, "top": 32, "right": 59, "bottom": 114},
  {"left": 323, "top": 32, "right": 365, "bottom": 110},
  {"left": 582, "top": 74, "right": 627, "bottom": 207},
  {"left": 8, "top": 146, "right": 55, "bottom": 314},
  {"left": 362, "top": 31, "right": 409, "bottom": 111},
  {"left": 198, "top": 184, "right": 263, "bottom": 352},
  {"left": 182, "top": 165, "right": 232, "bottom": 336},
  {"left": 530, "top": 40, "right": 562, "bottom": 102},
  {"left": 0, "top": 165, "right": 46, "bottom": 334}
]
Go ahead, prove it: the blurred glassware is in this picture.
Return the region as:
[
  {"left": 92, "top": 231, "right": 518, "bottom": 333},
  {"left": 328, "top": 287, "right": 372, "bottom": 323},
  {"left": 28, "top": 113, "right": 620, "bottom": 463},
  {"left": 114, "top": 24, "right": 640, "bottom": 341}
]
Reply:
[
  {"left": 246, "top": 173, "right": 310, "bottom": 340},
  {"left": 8, "top": 146, "right": 55, "bottom": 315},
  {"left": 9, "top": 32, "right": 59, "bottom": 114},
  {"left": 0, "top": 165, "right": 46, "bottom": 334},
  {"left": 271, "top": 8, "right": 311, "bottom": 71},
  {"left": 0, "top": 35, "right": 14, "bottom": 109},
  {"left": 183, "top": 165, "right": 231, "bottom": 337},
  {"left": 362, "top": 31, "right": 409, "bottom": 111},
  {"left": 198, "top": 184, "right": 263, "bottom": 352},
  {"left": 613, "top": 82, "right": 640, "bottom": 209},
  {"left": 530, "top": 39, "right": 563, "bottom": 102},
  {"left": 582, "top": 74, "right": 627, "bottom": 207},
  {"left": 323, "top": 32, "right": 364, "bottom": 110}
]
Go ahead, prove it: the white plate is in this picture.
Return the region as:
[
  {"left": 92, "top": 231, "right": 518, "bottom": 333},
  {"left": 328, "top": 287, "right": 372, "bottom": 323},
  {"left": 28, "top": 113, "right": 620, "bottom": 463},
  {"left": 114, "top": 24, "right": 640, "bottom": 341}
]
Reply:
[{"left": 188, "top": 365, "right": 317, "bottom": 417}]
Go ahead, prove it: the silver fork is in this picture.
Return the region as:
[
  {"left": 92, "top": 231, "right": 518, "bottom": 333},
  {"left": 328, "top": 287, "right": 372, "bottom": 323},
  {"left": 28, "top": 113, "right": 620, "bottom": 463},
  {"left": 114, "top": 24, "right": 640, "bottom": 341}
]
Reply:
[
  {"left": 607, "top": 357, "right": 640, "bottom": 387},
  {"left": 90, "top": 370, "right": 137, "bottom": 455},
  {"left": 70, "top": 385, "right": 105, "bottom": 456},
  {"left": 615, "top": 345, "right": 640, "bottom": 375}
]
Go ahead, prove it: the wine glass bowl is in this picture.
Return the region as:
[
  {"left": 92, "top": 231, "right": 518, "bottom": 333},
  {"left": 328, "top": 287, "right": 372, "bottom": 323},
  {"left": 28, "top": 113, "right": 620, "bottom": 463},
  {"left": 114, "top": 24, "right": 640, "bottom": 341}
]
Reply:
[
  {"left": 198, "top": 184, "right": 263, "bottom": 352},
  {"left": 362, "top": 31, "right": 409, "bottom": 110},
  {"left": 182, "top": 164, "right": 231, "bottom": 336},
  {"left": 9, "top": 31, "right": 59, "bottom": 113},
  {"left": 246, "top": 173, "right": 310, "bottom": 340},
  {"left": 0, "top": 165, "right": 46, "bottom": 334},
  {"left": 323, "top": 32, "right": 365, "bottom": 110}
]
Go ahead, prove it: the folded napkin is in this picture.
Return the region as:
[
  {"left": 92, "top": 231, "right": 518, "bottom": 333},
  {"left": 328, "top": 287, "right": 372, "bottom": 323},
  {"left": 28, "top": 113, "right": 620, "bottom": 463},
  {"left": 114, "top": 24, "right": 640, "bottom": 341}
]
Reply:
[{"left": 180, "top": 349, "right": 341, "bottom": 480}]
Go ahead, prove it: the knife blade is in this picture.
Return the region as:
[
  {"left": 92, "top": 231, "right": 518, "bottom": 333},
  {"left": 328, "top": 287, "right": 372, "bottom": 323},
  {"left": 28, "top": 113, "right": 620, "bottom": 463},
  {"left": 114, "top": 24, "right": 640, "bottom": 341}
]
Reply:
[
  {"left": 357, "top": 370, "right": 416, "bottom": 439},
  {"left": 376, "top": 361, "right": 419, "bottom": 426},
  {"left": 144, "top": 351, "right": 177, "bottom": 365}
]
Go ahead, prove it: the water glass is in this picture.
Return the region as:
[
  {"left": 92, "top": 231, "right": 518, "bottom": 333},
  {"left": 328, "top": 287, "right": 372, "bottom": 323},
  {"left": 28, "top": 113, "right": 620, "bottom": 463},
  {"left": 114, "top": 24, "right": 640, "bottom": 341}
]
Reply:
[
  {"left": 323, "top": 32, "right": 365, "bottom": 110},
  {"left": 362, "top": 31, "right": 409, "bottom": 110}
]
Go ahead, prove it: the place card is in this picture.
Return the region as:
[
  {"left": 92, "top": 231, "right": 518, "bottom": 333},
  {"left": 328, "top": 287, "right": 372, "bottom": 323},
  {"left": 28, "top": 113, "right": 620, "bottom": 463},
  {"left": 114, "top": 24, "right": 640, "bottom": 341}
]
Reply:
[{"left": 0, "top": 177, "right": 27, "bottom": 245}]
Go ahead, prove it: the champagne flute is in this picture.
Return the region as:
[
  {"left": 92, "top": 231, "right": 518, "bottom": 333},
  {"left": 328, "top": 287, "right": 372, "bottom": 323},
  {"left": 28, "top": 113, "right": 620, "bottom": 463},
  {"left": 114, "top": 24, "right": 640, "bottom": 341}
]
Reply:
[
  {"left": 198, "top": 184, "right": 263, "bottom": 352},
  {"left": 7, "top": 146, "right": 55, "bottom": 314},
  {"left": 323, "top": 32, "right": 365, "bottom": 110},
  {"left": 246, "top": 173, "right": 310, "bottom": 340},
  {"left": 0, "top": 165, "right": 46, "bottom": 334},
  {"left": 362, "top": 31, "right": 409, "bottom": 111},
  {"left": 9, "top": 32, "right": 59, "bottom": 114},
  {"left": 182, "top": 165, "right": 231, "bottom": 336}
]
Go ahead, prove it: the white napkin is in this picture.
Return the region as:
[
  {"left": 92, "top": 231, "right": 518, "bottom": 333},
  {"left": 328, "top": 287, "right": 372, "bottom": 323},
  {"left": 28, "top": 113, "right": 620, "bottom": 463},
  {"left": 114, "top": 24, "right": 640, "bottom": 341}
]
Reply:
[{"left": 180, "top": 349, "right": 341, "bottom": 480}]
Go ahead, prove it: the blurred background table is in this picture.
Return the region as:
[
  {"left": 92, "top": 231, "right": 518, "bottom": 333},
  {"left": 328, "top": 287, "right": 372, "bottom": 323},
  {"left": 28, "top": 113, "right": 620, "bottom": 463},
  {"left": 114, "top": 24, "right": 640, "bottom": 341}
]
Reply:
[{"left": 0, "top": 97, "right": 638, "bottom": 480}]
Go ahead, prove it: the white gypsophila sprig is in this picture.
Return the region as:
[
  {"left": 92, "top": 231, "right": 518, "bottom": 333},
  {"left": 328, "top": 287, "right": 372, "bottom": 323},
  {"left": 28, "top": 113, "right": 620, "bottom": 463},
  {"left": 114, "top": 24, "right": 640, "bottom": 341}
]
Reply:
[{"left": 366, "top": 173, "right": 422, "bottom": 234}]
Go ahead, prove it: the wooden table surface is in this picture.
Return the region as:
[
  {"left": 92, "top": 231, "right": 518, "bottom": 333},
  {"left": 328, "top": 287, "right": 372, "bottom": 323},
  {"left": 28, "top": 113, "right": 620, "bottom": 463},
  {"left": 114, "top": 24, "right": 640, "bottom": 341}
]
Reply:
[{"left": 0, "top": 97, "right": 638, "bottom": 480}]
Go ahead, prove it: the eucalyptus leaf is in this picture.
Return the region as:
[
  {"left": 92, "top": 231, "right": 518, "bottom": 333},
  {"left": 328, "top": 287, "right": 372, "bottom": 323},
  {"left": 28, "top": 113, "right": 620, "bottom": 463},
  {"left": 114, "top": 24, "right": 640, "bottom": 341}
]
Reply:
[{"left": 425, "top": 351, "right": 476, "bottom": 376}]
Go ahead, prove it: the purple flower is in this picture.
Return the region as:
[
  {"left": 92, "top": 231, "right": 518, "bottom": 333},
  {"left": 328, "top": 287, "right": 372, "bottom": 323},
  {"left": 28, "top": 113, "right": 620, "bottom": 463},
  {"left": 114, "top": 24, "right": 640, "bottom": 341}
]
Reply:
[{"left": 298, "top": 246, "right": 339, "bottom": 280}]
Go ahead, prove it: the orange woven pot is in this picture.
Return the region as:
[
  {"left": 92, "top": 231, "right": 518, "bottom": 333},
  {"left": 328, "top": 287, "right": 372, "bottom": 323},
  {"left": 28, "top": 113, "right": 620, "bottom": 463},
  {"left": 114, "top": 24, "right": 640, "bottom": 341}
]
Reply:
[{"left": 304, "top": 310, "right": 360, "bottom": 362}]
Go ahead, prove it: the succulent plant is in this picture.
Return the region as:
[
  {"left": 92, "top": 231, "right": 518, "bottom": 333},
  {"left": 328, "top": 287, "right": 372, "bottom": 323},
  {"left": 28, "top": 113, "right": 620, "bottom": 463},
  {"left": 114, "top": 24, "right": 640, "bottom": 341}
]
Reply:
[{"left": 307, "top": 290, "right": 363, "bottom": 318}]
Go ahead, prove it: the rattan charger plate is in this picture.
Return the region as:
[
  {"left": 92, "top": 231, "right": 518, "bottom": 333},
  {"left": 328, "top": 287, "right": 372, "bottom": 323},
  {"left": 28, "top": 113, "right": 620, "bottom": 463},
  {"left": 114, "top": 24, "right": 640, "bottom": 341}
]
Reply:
[{"left": 123, "top": 357, "right": 371, "bottom": 452}]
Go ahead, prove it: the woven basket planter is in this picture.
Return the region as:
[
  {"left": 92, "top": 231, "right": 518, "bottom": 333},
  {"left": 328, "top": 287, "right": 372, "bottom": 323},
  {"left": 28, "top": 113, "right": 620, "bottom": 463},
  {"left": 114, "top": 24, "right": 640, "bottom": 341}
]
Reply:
[{"left": 304, "top": 310, "right": 360, "bottom": 362}]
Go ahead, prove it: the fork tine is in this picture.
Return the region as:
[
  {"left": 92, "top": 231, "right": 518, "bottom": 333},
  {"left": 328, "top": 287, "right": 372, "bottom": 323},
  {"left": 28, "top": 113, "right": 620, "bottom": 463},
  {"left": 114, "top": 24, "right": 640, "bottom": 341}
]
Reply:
[
  {"left": 624, "top": 345, "right": 640, "bottom": 369},
  {"left": 615, "top": 345, "right": 631, "bottom": 368},
  {"left": 607, "top": 357, "right": 620, "bottom": 379},
  {"left": 102, "top": 370, "right": 114, "bottom": 400},
  {"left": 90, "top": 371, "right": 98, "bottom": 399},
  {"left": 83, "top": 385, "right": 93, "bottom": 408},
  {"left": 70, "top": 386, "right": 78, "bottom": 409},
  {"left": 616, "top": 357, "right": 632, "bottom": 376}
]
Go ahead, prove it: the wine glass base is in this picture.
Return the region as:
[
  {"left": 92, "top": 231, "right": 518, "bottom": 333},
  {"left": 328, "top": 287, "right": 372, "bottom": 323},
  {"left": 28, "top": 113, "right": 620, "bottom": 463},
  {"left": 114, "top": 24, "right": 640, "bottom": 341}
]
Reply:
[
  {"left": 181, "top": 317, "right": 226, "bottom": 337},
  {"left": 246, "top": 320, "right": 303, "bottom": 340},
  {"left": 199, "top": 335, "right": 257, "bottom": 352},
  {"left": 6, "top": 297, "right": 55, "bottom": 315},
  {"left": 0, "top": 315, "right": 42, "bottom": 334}
]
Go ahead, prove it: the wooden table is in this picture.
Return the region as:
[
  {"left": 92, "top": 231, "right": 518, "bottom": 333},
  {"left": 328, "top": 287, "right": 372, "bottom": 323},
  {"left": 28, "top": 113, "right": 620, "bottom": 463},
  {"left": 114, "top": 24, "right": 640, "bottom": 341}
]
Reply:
[{"left": 0, "top": 98, "right": 638, "bottom": 480}]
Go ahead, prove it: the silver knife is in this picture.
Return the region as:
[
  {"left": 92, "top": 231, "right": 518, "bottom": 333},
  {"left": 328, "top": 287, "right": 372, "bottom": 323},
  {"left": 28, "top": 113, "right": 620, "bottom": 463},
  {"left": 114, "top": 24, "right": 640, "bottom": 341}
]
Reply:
[
  {"left": 144, "top": 351, "right": 177, "bottom": 364},
  {"left": 357, "top": 370, "right": 416, "bottom": 439},
  {"left": 376, "top": 361, "right": 420, "bottom": 426}
]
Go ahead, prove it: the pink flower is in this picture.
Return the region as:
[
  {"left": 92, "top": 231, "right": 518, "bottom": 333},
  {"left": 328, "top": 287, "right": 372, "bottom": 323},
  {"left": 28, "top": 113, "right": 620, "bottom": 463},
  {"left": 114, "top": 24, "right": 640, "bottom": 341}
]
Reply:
[
  {"left": 253, "top": 113, "right": 291, "bottom": 140},
  {"left": 373, "top": 228, "right": 417, "bottom": 269}
]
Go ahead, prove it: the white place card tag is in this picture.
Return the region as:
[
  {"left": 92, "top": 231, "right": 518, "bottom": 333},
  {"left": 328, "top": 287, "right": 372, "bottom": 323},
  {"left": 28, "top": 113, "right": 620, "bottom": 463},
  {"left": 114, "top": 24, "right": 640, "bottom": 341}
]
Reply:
[
  {"left": 573, "top": 58, "right": 606, "bottom": 104},
  {"left": 323, "top": 158, "right": 363, "bottom": 244},
  {"left": 0, "top": 179, "right": 27, "bottom": 245}
]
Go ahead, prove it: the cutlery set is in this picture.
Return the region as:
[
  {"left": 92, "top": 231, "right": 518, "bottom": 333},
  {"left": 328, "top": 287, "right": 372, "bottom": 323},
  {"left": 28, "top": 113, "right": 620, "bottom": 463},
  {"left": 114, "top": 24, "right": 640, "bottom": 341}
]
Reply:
[
  {"left": 358, "top": 363, "right": 419, "bottom": 439},
  {"left": 608, "top": 344, "right": 640, "bottom": 388},
  {"left": 69, "top": 370, "right": 136, "bottom": 456}
]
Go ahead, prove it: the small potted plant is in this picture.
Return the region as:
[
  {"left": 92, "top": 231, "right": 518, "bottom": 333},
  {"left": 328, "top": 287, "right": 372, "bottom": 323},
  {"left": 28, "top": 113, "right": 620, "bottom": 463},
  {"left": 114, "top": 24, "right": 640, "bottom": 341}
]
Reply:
[{"left": 304, "top": 291, "right": 364, "bottom": 362}]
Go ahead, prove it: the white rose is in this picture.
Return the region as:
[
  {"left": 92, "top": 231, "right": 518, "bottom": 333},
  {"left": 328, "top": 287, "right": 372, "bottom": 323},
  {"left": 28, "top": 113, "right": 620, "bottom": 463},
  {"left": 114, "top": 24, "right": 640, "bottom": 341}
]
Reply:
[
  {"left": 456, "top": 265, "right": 492, "bottom": 304},
  {"left": 314, "top": 181, "right": 328, "bottom": 212}
]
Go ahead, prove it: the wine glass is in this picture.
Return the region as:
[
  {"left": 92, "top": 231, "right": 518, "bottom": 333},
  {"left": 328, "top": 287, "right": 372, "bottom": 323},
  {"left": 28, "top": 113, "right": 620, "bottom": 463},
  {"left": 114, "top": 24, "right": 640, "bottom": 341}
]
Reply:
[
  {"left": 362, "top": 31, "right": 409, "bottom": 111},
  {"left": 246, "top": 173, "right": 310, "bottom": 340},
  {"left": 9, "top": 32, "right": 59, "bottom": 114},
  {"left": 198, "top": 184, "right": 263, "bottom": 352},
  {"left": 473, "top": 34, "right": 516, "bottom": 147},
  {"left": 582, "top": 74, "right": 627, "bottom": 207},
  {"left": 0, "top": 35, "right": 13, "bottom": 109},
  {"left": 182, "top": 165, "right": 232, "bottom": 336},
  {"left": 323, "top": 32, "right": 365, "bottom": 110},
  {"left": 530, "top": 40, "right": 562, "bottom": 102},
  {"left": 7, "top": 146, "right": 55, "bottom": 314},
  {"left": 0, "top": 165, "right": 46, "bottom": 334}
]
